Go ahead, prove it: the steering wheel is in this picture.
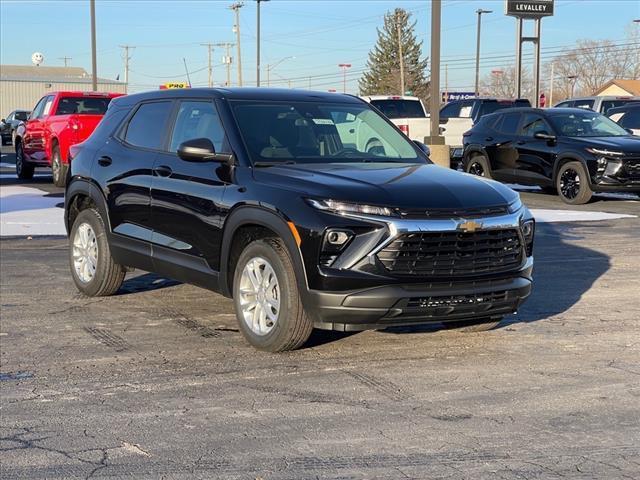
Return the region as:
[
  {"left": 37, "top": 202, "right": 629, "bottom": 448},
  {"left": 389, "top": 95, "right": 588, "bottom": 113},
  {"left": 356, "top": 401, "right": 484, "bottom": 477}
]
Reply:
[{"left": 331, "top": 147, "right": 361, "bottom": 157}]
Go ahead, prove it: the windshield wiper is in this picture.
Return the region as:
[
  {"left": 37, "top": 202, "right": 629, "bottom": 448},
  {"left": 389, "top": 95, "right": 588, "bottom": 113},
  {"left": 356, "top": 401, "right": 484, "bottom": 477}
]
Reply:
[{"left": 253, "top": 160, "right": 297, "bottom": 167}]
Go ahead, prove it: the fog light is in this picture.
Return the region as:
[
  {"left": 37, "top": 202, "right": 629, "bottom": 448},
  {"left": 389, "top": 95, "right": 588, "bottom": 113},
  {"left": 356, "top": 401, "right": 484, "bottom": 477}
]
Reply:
[{"left": 327, "top": 230, "right": 350, "bottom": 246}]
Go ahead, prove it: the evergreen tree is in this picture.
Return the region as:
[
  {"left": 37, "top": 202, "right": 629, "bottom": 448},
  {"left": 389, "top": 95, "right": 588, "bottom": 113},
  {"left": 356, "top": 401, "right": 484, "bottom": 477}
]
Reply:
[{"left": 359, "top": 8, "right": 430, "bottom": 100}]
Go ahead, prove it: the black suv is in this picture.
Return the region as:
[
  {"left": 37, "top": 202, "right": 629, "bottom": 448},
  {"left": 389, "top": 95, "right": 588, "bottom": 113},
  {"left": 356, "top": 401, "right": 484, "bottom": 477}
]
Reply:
[
  {"left": 463, "top": 107, "right": 640, "bottom": 204},
  {"left": 65, "top": 88, "right": 534, "bottom": 352}
]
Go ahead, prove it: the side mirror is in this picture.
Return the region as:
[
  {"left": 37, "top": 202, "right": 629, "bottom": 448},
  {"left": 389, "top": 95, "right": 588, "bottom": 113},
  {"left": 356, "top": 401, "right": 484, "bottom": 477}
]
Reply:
[
  {"left": 534, "top": 132, "right": 556, "bottom": 142},
  {"left": 177, "top": 138, "right": 233, "bottom": 163},
  {"left": 0, "top": 119, "right": 5, "bottom": 124},
  {"left": 625, "top": 128, "right": 634, "bottom": 135},
  {"left": 413, "top": 140, "right": 430, "bottom": 156}
]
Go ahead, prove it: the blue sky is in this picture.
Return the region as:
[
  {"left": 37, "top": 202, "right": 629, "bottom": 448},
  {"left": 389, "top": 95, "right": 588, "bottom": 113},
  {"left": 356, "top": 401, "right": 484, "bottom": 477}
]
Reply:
[{"left": 1, "top": 0, "right": 638, "bottom": 94}]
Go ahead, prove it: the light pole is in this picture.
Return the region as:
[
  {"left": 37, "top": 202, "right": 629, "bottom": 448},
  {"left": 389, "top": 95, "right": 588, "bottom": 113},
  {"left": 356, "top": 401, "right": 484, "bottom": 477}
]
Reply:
[
  {"left": 338, "top": 63, "right": 351, "bottom": 93},
  {"left": 90, "top": 0, "right": 97, "bottom": 91},
  {"left": 266, "top": 56, "right": 295, "bottom": 87},
  {"left": 474, "top": 9, "right": 492, "bottom": 97},
  {"left": 256, "top": 0, "right": 269, "bottom": 87},
  {"left": 567, "top": 75, "right": 578, "bottom": 98}
]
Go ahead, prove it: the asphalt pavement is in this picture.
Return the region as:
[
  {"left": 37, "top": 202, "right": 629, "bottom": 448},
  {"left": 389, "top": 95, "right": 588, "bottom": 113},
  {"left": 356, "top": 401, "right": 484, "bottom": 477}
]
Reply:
[{"left": 1, "top": 144, "right": 639, "bottom": 479}]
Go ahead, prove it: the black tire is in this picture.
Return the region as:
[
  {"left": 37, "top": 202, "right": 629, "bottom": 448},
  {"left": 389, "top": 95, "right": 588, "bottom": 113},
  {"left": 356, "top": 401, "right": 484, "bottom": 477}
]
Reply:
[
  {"left": 556, "top": 161, "right": 592, "bottom": 205},
  {"left": 442, "top": 317, "right": 502, "bottom": 333},
  {"left": 69, "top": 208, "right": 125, "bottom": 297},
  {"left": 15, "top": 142, "right": 34, "bottom": 180},
  {"left": 233, "top": 238, "right": 313, "bottom": 352},
  {"left": 51, "top": 144, "right": 66, "bottom": 187},
  {"left": 465, "top": 154, "right": 492, "bottom": 179}
]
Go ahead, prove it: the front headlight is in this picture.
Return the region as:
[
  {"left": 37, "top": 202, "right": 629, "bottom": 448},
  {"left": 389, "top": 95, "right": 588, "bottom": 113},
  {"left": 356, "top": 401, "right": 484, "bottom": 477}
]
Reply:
[
  {"left": 521, "top": 218, "right": 535, "bottom": 256},
  {"left": 586, "top": 147, "right": 624, "bottom": 157},
  {"left": 508, "top": 196, "right": 523, "bottom": 214},
  {"left": 306, "top": 198, "right": 397, "bottom": 217}
]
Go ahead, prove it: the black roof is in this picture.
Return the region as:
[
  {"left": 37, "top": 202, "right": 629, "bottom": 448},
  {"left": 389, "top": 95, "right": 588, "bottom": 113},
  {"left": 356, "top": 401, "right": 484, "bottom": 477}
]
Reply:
[{"left": 114, "top": 87, "right": 363, "bottom": 107}]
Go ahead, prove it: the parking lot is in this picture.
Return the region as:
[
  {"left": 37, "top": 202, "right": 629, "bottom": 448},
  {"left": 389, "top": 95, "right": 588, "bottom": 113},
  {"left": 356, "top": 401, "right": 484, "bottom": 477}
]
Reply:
[{"left": 1, "top": 143, "right": 639, "bottom": 478}]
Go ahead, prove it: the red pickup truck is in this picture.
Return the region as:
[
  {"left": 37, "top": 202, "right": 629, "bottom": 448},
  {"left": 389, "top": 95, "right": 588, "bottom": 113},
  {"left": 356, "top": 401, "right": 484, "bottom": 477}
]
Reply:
[{"left": 14, "top": 91, "right": 124, "bottom": 186}]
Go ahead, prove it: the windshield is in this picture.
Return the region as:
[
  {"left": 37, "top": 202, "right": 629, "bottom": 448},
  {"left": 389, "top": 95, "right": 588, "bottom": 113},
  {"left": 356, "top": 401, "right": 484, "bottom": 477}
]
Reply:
[
  {"left": 230, "top": 100, "right": 423, "bottom": 165},
  {"left": 369, "top": 99, "right": 426, "bottom": 119},
  {"left": 55, "top": 97, "right": 112, "bottom": 115},
  {"left": 548, "top": 110, "right": 630, "bottom": 137}
]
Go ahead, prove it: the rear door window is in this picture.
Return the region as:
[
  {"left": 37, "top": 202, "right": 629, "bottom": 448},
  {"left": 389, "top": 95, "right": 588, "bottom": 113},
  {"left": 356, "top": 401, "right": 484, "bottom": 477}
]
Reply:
[
  {"left": 555, "top": 101, "right": 573, "bottom": 108},
  {"left": 496, "top": 112, "right": 521, "bottom": 135},
  {"left": 440, "top": 101, "right": 461, "bottom": 119},
  {"left": 124, "top": 101, "right": 173, "bottom": 150},
  {"left": 601, "top": 100, "right": 637, "bottom": 115},
  {"left": 573, "top": 99, "right": 595, "bottom": 110}
]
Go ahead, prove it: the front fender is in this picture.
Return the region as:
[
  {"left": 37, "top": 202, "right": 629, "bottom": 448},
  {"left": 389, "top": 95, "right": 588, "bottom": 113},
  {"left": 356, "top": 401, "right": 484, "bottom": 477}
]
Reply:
[{"left": 219, "top": 205, "right": 308, "bottom": 299}]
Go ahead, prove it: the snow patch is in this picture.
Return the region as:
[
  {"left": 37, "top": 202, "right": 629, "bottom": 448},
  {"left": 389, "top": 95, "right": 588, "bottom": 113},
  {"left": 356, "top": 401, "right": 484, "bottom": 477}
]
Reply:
[
  {"left": 530, "top": 209, "right": 635, "bottom": 223},
  {"left": 1, "top": 185, "right": 65, "bottom": 236}
]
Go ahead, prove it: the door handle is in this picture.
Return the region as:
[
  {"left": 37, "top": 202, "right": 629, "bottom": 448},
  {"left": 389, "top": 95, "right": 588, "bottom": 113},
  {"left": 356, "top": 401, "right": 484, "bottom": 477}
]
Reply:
[
  {"left": 485, "top": 137, "right": 494, "bottom": 142},
  {"left": 516, "top": 140, "right": 526, "bottom": 145},
  {"left": 153, "top": 165, "right": 173, "bottom": 177},
  {"left": 97, "top": 156, "right": 112, "bottom": 166}
]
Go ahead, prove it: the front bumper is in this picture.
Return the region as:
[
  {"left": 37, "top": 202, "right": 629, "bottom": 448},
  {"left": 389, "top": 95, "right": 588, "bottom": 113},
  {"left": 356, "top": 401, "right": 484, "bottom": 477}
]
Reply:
[{"left": 306, "top": 258, "right": 533, "bottom": 331}]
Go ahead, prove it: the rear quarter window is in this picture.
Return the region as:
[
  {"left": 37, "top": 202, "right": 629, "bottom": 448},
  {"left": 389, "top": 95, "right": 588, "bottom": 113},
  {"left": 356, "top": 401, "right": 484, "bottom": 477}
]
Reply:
[
  {"left": 495, "top": 112, "right": 521, "bottom": 134},
  {"left": 369, "top": 99, "right": 426, "bottom": 119}
]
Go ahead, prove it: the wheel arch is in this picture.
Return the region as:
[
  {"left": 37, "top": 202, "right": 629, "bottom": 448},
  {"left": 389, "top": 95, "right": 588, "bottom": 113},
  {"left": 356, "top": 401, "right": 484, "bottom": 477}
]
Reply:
[
  {"left": 553, "top": 154, "right": 591, "bottom": 185},
  {"left": 219, "top": 205, "right": 308, "bottom": 299},
  {"left": 64, "top": 179, "right": 111, "bottom": 236}
]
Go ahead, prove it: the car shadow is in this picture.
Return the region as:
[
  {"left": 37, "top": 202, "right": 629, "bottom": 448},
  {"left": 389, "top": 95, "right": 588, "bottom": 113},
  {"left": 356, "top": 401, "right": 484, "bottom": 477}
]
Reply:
[{"left": 117, "top": 273, "right": 181, "bottom": 295}]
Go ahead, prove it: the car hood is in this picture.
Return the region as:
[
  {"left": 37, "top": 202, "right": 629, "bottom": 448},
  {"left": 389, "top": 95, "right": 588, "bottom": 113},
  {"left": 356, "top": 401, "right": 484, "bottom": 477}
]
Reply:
[
  {"left": 252, "top": 162, "right": 519, "bottom": 210},
  {"left": 569, "top": 135, "right": 640, "bottom": 154}
]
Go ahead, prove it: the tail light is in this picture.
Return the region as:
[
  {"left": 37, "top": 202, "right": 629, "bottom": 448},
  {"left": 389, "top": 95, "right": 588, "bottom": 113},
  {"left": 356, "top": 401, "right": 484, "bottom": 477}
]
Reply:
[{"left": 399, "top": 124, "right": 410, "bottom": 136}]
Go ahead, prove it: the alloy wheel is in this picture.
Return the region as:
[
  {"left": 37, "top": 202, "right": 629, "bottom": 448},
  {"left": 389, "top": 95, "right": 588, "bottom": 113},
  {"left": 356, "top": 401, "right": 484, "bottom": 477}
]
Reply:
[
  {"left": 560, "top": 168, "right": 580, "bottom": 200},
  {"left": 72, "top": 223, "right": 98, "bottom": 283},
  {"left": 468, "top": 161, "right": 485, "bottom": 177},
  {"left": 238, "top": 256, "right": 281, "bottom": 336},
  {"left": 52, "top": 152, "right": 61, "bottom": 183}
]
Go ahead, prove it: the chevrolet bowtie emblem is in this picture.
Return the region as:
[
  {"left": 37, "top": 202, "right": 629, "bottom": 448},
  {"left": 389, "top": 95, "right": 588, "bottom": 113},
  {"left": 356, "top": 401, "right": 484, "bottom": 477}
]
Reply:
[{"left": 458, "top": 220, "right": 483, "bottom": 233}]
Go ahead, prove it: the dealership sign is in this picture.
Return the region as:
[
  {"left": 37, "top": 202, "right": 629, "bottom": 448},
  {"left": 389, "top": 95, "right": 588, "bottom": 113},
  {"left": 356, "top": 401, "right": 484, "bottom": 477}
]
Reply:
[
  {"left": 442, "top": 92, "right": 475, "bottom": 102},
  {"left": 159, "top": 82, "right": 190, "bottom": 89},
  {"left": 505, "top": 0, "right": 554, "bottom": 18}
]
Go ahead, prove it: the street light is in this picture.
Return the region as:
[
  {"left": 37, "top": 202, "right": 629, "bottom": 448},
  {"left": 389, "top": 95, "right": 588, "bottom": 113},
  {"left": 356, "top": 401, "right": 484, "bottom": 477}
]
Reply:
[
  {"left": 338, "top": 63, "right": 351, "bottom": 93},
  {"left": 266, "top": 56, "right": 295, "bottom": 87},
  {"left": 474, "top": 8, "right": 492, "bottom": 97},
  {"left": 256, "top": 0, "right": 269, "bottom": 87}
]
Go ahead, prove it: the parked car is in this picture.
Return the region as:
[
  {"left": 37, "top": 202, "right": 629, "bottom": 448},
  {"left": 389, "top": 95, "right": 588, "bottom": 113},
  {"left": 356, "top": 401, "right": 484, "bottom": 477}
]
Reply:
[
  {"left": 14, "top": 91, "right": 124, "bottom": 186},
  {"left": 0, "top": 110, "right": 30, "bottom": 145},
  {"left": 553, "top": 96, "right": 640, "bottom": 115},
  {"left": 441, "top": 98, "right": 531, "bottom": 162},
  {"left": 463, "top": 107, "right": 640, "bottom": 204},
  {"left": 360, "top": 95, "right": 429, "bottom": 143},
  {"left": 607, "top": 104, "right": 640, "bottom": 135},
  {"left": 65, "top": 88, "right": 534, "bottom": 352}
]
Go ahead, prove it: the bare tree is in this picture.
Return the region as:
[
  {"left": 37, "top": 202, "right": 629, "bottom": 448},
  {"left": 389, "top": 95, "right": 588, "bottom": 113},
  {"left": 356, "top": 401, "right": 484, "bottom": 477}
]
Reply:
[{"left": 480, "top": 65, "right": 534, "bottom": 101}]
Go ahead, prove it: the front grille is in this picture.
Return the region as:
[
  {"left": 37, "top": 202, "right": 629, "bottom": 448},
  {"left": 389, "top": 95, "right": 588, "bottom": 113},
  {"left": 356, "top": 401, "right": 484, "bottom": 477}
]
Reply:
[
  {"left": 389, "top": 290, "right": 517, "bottom": 319},
  {"left": 377, "top": 229, "right": 522, "bottom": 277},
  {"left": 623, "top": 160, "right": 640, "bottom": 180},
  {"left": 399, "top": 205, "right": 508, "bottom": 219}
]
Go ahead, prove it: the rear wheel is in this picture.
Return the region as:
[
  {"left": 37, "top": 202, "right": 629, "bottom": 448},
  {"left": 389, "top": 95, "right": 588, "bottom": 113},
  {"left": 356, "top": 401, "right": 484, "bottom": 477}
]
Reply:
[
  {"left": 233, "top": 238, "right": 313, "bottom": 352},
  {"left": 442, "top": 317, "right": 502, "bottom": 332},
  {"left": 51, "top": 144, "right": 67, "bottom": 187},
  {"left": 465, "top": 154, "right": 492, "bottom": 179},
  {"left": 15, "top": 142, "right": 34, "bottom": 180},
  {"left": 69, "top": 208, "right": 125, "bottom": 297},
  {"left": 556, "top": 161, "right": 592, "bottom": 205}
]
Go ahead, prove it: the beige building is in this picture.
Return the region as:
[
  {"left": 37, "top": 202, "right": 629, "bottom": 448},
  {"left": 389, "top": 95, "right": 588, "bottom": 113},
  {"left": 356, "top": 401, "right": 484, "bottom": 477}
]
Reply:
[
  {"left": 1, "top": 65, "right": 126, "bottom": 115},
  {"left": 593, "top": 79, "right": 640, "bottom": 97}
]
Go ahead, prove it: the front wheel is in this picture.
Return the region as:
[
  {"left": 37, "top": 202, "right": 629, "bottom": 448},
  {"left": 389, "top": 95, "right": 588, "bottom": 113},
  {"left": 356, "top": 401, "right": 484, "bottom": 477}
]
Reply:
[
  {"left": 15, "top": 142, "right": 34, "bottom": 180},
  {"left": 465, "top": 155, "right": 492, "bottom": 179},
  {"left": 556, "top": 161, "right": 592, "bottom": 205},
  {"left": 51, "top": 145, "right": 66, "bottom": 187},
  {"left": 233, "top": 238, "right": 313, "bottom": 352},
  {"left": 69, "top": 209, "right": 126, "bottom": 296}
]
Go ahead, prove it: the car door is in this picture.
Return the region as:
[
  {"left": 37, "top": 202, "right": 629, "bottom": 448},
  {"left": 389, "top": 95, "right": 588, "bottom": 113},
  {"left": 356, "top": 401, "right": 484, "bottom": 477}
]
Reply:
[
  {"left": 22, "top": 96, "right": 49, "bottom": 160},
  {"left": 483, "top": 111, "right": 521, "bottom": 181},
  {"left": 150, "top": 99, "right": 231, "bottom": 280},
  {"left": 512, "top": 112, "right": 557, "bottom": 186},
  {"left": 93, "top": 100, "right": 174, "bottom": 245}
]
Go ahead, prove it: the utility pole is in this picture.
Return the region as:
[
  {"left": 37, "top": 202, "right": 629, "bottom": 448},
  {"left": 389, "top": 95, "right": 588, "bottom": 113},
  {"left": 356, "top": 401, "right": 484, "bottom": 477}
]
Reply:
[
  {"left": 338, "top": 63, "right": 351, "bottom": 93},
  {"left": 225, "top": 43, "right": 232, "bottom": 87},
  {"left": 396, "top": 13, "right": 405, "bottom": 96},
  {"left": 58, "top": 56, "right": 72, "bottom": 67},
  {"left": 230, "top": 2, "right": 244, "bottom": 86},
  {"left": 444, "top": 64, "right": 448, "bottom": 102},
  {"left": 549, "top": 61, "right": 554, "bottom": 106},
  {"left": 201, "top": 43, "right": 215, "bottom": 87},
  {"left": 474, "top": 9, "right": 492, "bottom": 97},
  {"left": 89, "top": 0, "right": 97, "bottom": 91},
  {"left": 119, "top": 45, "right": 135, "bottom": 91},
  {"left": 256, "top": 0, "right": 269, "bottom": 86}
]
